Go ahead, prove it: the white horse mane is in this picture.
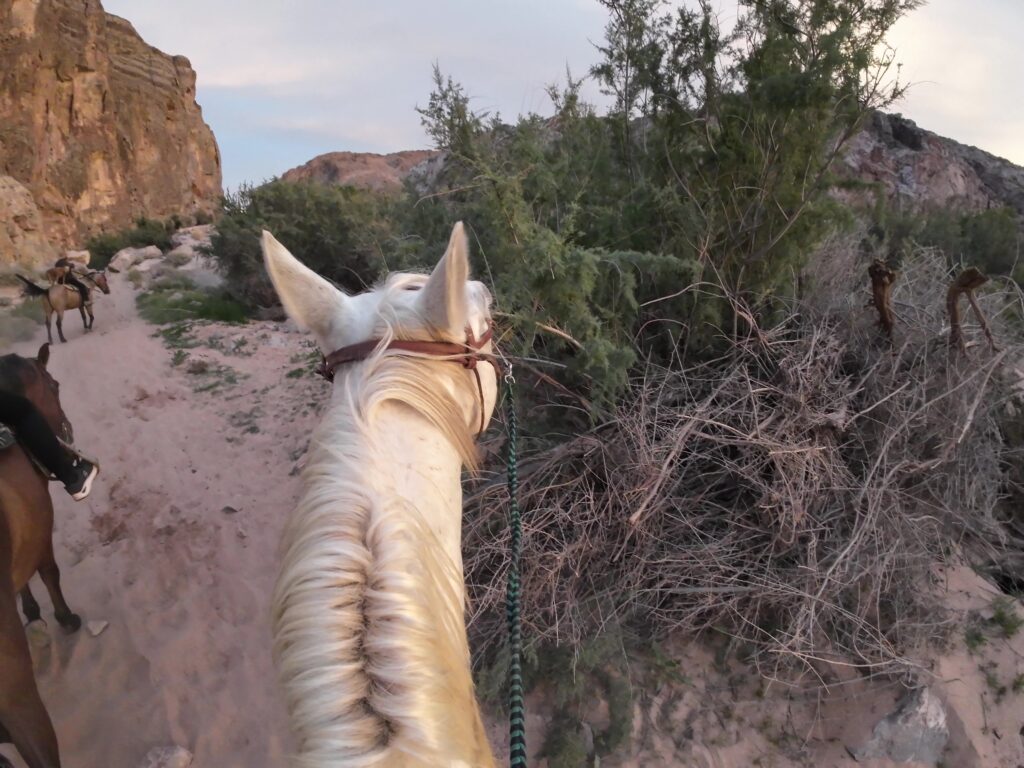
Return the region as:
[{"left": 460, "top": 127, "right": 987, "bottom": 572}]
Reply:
[{"left": 265, "top": 224, "right": 498, "bottom": 767}]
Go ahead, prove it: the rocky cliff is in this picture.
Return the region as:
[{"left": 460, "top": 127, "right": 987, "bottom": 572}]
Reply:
[
  {"left": 0, "top": 0, "right": 222, "bottom": 266},
  {"left": 840, "top": 112, "right": 1024, "bottom": 218},
  {"left": 280, "top": 150, "right": 439, "bottom": 194}
]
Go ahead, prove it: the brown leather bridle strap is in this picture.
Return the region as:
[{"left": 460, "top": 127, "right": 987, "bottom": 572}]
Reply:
[{"left": 315, "top": 325, "right": 497, "bottom": 435}]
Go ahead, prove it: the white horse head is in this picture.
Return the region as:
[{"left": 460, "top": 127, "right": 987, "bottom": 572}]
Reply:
[{"left": 264, "top": 222, "right": 499, "bottom": 767}]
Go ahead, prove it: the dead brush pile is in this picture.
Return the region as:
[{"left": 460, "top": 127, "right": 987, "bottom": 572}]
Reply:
[{"left": 465, "top": 244, "right": 1024, "bottom": 679}]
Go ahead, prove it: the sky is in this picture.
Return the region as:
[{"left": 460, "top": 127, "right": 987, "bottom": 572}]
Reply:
[{"left": 102, "top": 0, "right": 1024, "bottom": 191}]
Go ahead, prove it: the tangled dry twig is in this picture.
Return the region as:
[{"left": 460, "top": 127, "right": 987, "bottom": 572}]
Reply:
[{"left": 465, "top": 244, "right": 1023, "bottom": 681}]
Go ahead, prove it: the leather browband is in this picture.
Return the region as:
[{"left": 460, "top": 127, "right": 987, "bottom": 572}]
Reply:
[{"left": 314, "top": 324, "right": 497, "bottom": 434}]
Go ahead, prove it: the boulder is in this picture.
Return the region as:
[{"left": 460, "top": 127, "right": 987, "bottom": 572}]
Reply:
[
  {"left": 109, "top": 245, "right": 162, "bottom": 272},
  {"left": 164, "top": 244, "right": 196, "bottom": 266},
  {"left": 852, "top": 687, "right": 949, "bottom": 765},
  {"left": 63, "top": 250, "right": 92, "bottom": 267},
  {"left": 170, "top": 224, "right": 214, "bottom": 250}
]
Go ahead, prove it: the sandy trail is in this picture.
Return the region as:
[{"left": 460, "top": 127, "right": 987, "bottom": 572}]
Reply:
[
  {"left": 2, "top": 273, "right": 323, "bottom": 767},
  {"left": 3, "top": 271, "right": 1023, "bottom": 768}
]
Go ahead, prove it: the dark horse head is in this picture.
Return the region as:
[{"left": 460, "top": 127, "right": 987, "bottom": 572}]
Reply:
[
  {"left": 0, "top": 343, "right": 74, "bottom": 444},
  {"left": 87, "top": 270, "right": 111, "bottom": 295}
]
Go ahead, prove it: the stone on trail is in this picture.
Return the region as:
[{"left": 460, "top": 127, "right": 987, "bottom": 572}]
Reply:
[
  {"left": 109, "top": 245, "right": 162, "bottom": 272},
  {"left": 164, "top": 244, "right": 196, "bottom": 266},
  {"left": 852, "top": 686, "right": 948, "bottom": 765},
  {"left": 138, "top": 746, "right": 193, "bottom": 768},
  {"left": 87, "top": 620, "right": 109, "bottom": 637},
  {"left": 25, "top": 619, "right": 50, "bottom": 649}
]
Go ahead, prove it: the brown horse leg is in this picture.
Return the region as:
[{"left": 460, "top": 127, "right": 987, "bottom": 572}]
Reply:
[
  {"left": 54, "top": 313, "right": 66, "bottom": 344},
  {"left": 0, "top": 582, "right": 61, "bottom": 767},
  {"left": 0, "top": 721, "right": 12, "bottom": 768},
  {"left": 37, "top": 545, "right": 79, "bottom": 633},
  {"left": 19, "top": 586, "right": 41, "bottom": 624},
  {"left": 0, "top": 722, "right": 13, "bottom": 768},
  {"left": 43, "top": 312, "right": 53, "bottom": 345},
  {"left": 78, "top": 304, "right": 88, "bottom": 331},
  {"left": 85, "top": 306, "right": 94, "bottom": 331}
]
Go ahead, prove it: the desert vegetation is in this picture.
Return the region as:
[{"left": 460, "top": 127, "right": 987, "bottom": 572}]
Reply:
[{"left": 204, "top": 0, "right": 1024, "bottom": 761}]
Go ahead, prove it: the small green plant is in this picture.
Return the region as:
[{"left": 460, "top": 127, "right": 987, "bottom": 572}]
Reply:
[
  {"left": 981, "top": 662, "right": 1008, "bottom": 701},
  {"left": 85, "top": 216, "right": 177, "bottom": 268},
  {"left": 157, "top": 322, "right": 200, "bottom": 349},
  {"left": 137, "top": 282, "right": 247, "bottom": 325},
  {"left": 1012, "top": 674, "right": 1024, "bottom": 694},
  {"left": 0, "top": 305, "right": 40, "bottom": 346},
  {"left": 10, "top": 298, "right": 43, "bottom": 323},
  {"left": 541, "top": 715, "right": 591, "bottom": 768},
  {"left": 170, "top": 349, "right": 188, "bottom": 367},
  {"left": 965, "top": 625, "right": 988, "bottom": 653},
  {"left": 990, "top": 597, "right": 1023, "bottom": 638},
  {"left": 189, "top": 361, "right": 242, "bottom": 395}
]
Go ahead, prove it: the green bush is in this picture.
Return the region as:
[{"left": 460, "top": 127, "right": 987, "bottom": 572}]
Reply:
[
  {"left": 208, "top": 180, "right": 392, "bottom": 308},
  {"left": 86, "top": 217, "right": 176, "bottom": 268},
  {"left": 136, "top": 276, "right": 247, "bottom": 325},
  {"left": 882, "top": 206, "right": 1021, "bottom": 277},
  {"left": 205, "top": 0, "right": 923, "bottom": 414}
]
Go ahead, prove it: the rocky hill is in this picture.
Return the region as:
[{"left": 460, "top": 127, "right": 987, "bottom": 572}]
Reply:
[
  {"left": 282, "top": 113, "right": 1024, "bottom": 230},
  {"left": 0, "top": 0, "right": 222, "bottom": 266},
  {"left": 281, "top": 149, "right": 439, "bottom": 194},
  {"left": 841, "top": 112, "right": 1024, "bottom": 217}
]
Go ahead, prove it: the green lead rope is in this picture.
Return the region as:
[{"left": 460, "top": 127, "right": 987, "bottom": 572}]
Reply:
[{"left": 504, "top": 368, "right": 527, "bottom": 767}]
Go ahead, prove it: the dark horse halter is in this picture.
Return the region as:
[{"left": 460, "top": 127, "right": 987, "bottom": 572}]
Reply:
[{"left": 314, "top": 325, "right": 497, "bottom": 435}]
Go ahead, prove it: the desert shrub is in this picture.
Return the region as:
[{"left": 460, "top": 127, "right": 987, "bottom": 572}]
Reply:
[
  {"left": 86, "top": 217, "right": 176, "bottom": 268},
  {"left": 208, "top": 179, "right": 393, "bottom": 308},
  {"left": 401, "top": 0, "right": 917, "bottom": 409},
  {"left": 136, "top": 275, "right": 247, "bottom": 325},
  {"left": 881, "top": 206, "right": 1021, "bottom": 277},
  {"left": 464, "top": 245, "right": 1019, "bottom": 679},
  {"left": 0, "top": 299, "right": 43, "bottom": 346}
]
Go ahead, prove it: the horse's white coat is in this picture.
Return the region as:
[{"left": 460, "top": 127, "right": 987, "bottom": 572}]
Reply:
[{"left": 264, "top": 224, "right": 499, "bottom": 767}]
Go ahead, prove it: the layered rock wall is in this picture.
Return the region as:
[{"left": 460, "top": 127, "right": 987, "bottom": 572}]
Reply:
[{"left": 0, "top": 0, "right": 222, "bottom": 265}]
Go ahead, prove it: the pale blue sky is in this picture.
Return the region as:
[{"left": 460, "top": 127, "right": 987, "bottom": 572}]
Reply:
[{"left": 102, "top": 0, "right": 1024, "bottom": 190}]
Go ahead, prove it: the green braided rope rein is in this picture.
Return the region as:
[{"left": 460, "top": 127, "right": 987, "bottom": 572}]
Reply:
[{"left": 504, "top": 367, "right": 527, "bottom": 767}]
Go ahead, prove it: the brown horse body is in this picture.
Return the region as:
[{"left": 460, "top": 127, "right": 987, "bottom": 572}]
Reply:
[
  {"left": 18, "top": 271, "right": 110, "bottom": 344},
  {"left": 0, "top": 345, "right": 81, "bottom": 768}
]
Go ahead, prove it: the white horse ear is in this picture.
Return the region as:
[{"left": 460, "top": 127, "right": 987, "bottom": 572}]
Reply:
[
  {"left": 420, "top": 221, "right": 470, "bottom": 335},
  {"left": 261, "top": 230, "right": 348, "bottom": 344}
]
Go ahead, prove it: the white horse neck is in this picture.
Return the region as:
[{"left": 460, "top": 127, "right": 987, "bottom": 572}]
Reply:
[
  {"left": 359, "top": 399, "right": 467, "bottom": 576},
  {"left": 273, "top": 363, "right": 496, "bottom": 768}
]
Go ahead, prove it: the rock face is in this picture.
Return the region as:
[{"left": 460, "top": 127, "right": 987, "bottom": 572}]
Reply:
[
  {"left": 0, "top": 174, "right": 59, "bottom": 266},
  {"left": 281, "top": 150, "right": 439, "bottom": 194},
  {"left": 840, "top": 112, "right": 1024, "bottom": 217},
  {"left": 0, "top": 0, "right": 222, "bottom": 265}
]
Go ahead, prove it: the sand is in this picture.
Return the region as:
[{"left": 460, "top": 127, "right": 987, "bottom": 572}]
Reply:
[{"left": 3, "top": 269, "right": 1023, "bottom": 767}]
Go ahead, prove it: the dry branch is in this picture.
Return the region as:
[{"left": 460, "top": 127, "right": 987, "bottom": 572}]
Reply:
[
  {"left": 948, "top": 266, "right": 997, "bottom": 356},
  {"left": 868, "top": 259, "right": 898, "bottom": 341},
  {"left": 465, "top": 246, "right": 1021, "bottom": 681}
]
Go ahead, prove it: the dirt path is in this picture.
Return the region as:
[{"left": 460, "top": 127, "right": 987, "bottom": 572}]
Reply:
[{"left": 2, "top": 273, "right": 327, "bottom": 767}]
